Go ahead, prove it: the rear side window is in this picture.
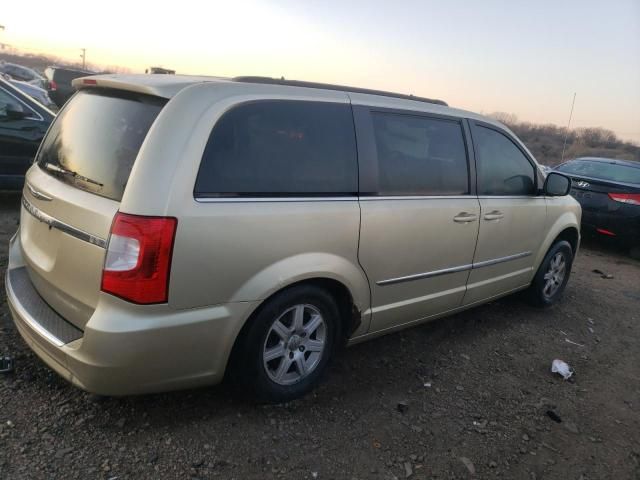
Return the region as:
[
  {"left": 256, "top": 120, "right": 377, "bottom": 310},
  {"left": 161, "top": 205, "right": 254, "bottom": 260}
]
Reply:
[
  {"left": 474, "top": 125, "right": 535, "bottom": 195},
  {"left": 371, "top": 112, "right": 469, "bottom": 195},
  {"left": 37, "top": 89, "right": 165, "bottom": 201},
  {"left": 194, "top": 101, "right": 357, "bottom": 196}
]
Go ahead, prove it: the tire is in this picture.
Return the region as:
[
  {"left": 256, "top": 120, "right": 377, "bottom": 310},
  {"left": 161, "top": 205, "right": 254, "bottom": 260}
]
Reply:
[
  {"left": 232, "top": 285, "right": 341, "bottom": 403},
  {"left": 527, "top": 240, "right": 574, "bottom": 307}
]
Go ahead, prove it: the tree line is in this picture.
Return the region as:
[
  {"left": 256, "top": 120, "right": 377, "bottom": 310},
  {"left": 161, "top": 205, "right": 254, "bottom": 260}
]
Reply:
[{"left": 490, "top": 112, "right": 639, "bottom": 166}]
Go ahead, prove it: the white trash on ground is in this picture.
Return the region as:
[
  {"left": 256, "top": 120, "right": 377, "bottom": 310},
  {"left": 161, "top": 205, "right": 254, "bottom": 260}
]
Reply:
[{"left": 551, "top": 359, "right": 574, "bottom": 380}]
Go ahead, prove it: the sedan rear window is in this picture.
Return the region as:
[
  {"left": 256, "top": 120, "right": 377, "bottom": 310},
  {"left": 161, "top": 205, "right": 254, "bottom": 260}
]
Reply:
[
  {"left": 37, "top": 89, "right": 165, "bottom": 201},
  {"left": 55, "top": 69, "right": 92, "bottom": 83},
  {"left": 557, "top": 160, "right": 640, "bottom": 185}
]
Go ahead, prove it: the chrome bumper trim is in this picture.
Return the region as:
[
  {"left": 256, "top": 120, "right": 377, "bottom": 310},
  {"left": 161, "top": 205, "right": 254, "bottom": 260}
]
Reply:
[{"left": 21, "top": 196, "right": 107, "bottom": 248}]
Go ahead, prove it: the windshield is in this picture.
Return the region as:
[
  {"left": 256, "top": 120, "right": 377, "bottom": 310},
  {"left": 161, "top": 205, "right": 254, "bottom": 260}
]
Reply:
[
  {"left": 37, "top": 89, "right": 166, "bottom": 201},
  {"left": 557, "top": 159, "right": 640, "bottom": 185}
]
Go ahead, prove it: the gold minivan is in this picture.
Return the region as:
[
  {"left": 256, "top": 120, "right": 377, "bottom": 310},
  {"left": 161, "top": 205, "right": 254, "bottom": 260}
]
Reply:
[{"left": 5, "top": 75, "right": 581, "bottom": 402}]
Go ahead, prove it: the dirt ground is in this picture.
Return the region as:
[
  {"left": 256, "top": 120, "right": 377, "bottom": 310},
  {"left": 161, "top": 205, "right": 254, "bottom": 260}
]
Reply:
[{"left": 1, "top": 192, "right": 639, "bottom": 480}]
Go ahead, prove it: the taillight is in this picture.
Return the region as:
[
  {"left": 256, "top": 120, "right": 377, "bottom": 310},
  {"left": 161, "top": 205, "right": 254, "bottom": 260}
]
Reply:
[
  {"left": 608, "top": 193, "right": 640, "bottom": 206},
  {"left": 49, "top": 80, "right": 58, "bottom": 91},
  {"left": 101, "top": 213, "right": 177, "bottom": 304}
]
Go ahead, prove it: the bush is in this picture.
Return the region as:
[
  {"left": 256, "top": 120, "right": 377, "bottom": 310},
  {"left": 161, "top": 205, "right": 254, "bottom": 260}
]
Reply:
[{"left": 488, "top": 112, "right": 640, "bottom": 166}]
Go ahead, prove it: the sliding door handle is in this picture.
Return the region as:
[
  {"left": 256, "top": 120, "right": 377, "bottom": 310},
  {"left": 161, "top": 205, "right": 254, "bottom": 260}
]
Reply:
[
  {"left": 453, "top": 212, "right": 478, "bottom": 223},
  {"left": 484, "top": 210, "right": 505, "bottom": 221}
]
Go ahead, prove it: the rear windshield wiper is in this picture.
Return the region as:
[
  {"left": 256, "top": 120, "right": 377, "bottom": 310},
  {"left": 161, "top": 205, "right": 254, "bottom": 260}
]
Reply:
[{"left": 43, "top": 163, "right": 104, "bottom": 187}]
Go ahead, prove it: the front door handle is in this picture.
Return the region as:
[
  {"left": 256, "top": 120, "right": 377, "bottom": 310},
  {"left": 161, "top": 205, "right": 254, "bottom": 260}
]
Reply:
[
  {"left": 453, "top": 212, "right": 478, "bottom": 223},
  {"left": 484, "top": 210, "right": 505, "bottom": 221}
]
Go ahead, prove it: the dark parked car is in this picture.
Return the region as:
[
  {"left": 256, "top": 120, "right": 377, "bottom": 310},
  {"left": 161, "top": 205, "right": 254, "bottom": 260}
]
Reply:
[
  {"left": 555, "top": 157, "right": 640, "bottom": 247},
  {"left": 0, "top": 78, "right": 54, "bottom": 190},
  {"left": 43, "top": 66, "right": 97, "bottom": 108},
  {"left": 1, "top": 74, "right": 56, "bottom": 109}
]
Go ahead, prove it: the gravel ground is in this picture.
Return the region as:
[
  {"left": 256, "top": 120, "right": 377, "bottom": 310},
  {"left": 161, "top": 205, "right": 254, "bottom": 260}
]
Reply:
[{"left": 1, "top": 192, "right": 639, "bottom": 480}]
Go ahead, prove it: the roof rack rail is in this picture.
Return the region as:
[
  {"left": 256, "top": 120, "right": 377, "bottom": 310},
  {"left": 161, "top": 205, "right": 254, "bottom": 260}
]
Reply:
[{"left": 232, "top": 76, "right": 448, "bottom": 107}]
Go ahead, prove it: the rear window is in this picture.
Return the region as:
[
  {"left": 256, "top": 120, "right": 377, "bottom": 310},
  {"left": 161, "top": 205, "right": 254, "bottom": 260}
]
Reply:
[
  {"left": 37, "top": 89, "right": 165, "bottom": 201},
  {"left": 54, "top": 69, "right": 91, "bottom": 83},
  {"left": 557, "top": 160, "right": 640, "bottom": 184},
  {"left": 194, "top": 100, "right": 358, "bottom": 197}
]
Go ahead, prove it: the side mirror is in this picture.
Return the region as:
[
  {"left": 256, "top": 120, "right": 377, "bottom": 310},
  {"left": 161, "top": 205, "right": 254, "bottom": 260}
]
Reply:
[
  {"left": 544, "top": 172, "right": 571, "bottom": 197},
  {"left": 5, "top": 103, "right": 29, "bottom": 120}
]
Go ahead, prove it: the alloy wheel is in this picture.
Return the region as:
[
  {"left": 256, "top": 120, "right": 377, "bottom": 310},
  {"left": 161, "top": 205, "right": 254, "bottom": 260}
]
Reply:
[
  {"left": 262, "top": 304, "right": 327, "bottom": 386},
  {"left": 542, "top": 252, "right": 566, "bottom": 299}
]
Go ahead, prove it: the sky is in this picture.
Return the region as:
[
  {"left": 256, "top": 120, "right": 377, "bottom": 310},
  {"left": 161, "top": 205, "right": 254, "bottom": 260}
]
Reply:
[{"left": 2, "top": 0, "right": 639, "bottom": 142}]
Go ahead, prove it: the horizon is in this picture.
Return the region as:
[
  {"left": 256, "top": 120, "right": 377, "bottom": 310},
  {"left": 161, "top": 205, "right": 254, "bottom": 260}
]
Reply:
[{"left": 1, "top": 0, "right": 639, "bottom": 143}]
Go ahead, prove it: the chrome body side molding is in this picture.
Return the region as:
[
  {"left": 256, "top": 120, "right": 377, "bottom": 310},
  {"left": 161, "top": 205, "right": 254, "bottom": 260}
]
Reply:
[
  {"left": 377, "top": 251, "right": 533, "bottom": 286},
  {"left": 472, "top": 251, "right": 532, "bottom": 269},
  {"left": 377, "top": 264, "right": 473, "bottom": 286}
]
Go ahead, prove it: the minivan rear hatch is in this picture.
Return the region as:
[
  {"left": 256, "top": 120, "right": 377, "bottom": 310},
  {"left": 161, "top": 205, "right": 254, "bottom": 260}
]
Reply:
[{"left": 20, "top": 88, "right": 166, "bottom": 329}]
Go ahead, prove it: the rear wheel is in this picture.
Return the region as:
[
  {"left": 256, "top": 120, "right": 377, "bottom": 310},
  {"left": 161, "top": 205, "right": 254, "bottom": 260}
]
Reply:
[
  {"left": 528, "top": 240, "right": 573, "bottom": 307},
  {"left": 233, "top": 285, "right": 340, "bottom": 403}
]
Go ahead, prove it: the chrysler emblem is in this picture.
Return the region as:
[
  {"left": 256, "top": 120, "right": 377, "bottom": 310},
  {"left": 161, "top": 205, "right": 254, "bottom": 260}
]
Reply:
[{"left": 576, "top": 181, "right": 590, "bottom": 188}]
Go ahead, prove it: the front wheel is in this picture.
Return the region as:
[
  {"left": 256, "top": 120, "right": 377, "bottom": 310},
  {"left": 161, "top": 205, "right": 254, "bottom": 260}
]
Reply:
[
  {"left": 527, "top": 240, "right": 574, "bottom": 307},
  {"left": 233, "top": 285, "right": 340, "bottom": 403}
]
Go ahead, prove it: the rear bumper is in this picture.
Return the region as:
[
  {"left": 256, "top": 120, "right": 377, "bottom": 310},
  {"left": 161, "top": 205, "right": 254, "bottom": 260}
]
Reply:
[
  {"left": 581, "top": 207, "right": 640, "bottom": 243},
  {"left": 6, "top": 231, "right": 259, "bottom": 396}
]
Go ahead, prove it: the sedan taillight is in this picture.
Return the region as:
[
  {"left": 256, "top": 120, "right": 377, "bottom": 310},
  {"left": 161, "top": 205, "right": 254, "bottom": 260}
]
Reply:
[
  {"left": 608, "top": 193, "right": 640, "bottom": 206},
  {"left": 101, "top": 213, "right": 177, "bottom": 304}
]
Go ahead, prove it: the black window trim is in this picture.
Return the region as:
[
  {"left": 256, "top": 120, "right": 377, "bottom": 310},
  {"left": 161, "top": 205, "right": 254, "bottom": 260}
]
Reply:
[
  {"left": 353, "top": 105, "right": 476, "bottom": 197},
  {"left": 0, "top": 85, "right": 44, "bottom": 122},
  {"left": 193, "top": 99, "right": 360, "bottom": 199},
  {"left": 468, "top": 119, "right": 541, "bottom": 196}
]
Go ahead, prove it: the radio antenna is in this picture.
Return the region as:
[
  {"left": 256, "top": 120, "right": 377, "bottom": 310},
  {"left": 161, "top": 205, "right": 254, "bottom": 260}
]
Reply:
[{"left": 560, "top": 92, "right": 577, "bottom": 163}]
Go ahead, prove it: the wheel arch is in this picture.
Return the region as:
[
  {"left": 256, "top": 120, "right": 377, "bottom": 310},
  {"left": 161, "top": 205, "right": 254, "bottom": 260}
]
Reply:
[
  {"left": 228, "top": 252, "right": 370, "bottom": 322},
  {"left": 533, "top": 213, "right": 581, "bottom": 273},
  {"left": 223, "top": 254, "right": 371, "bottom": 379},
  {"left": 555, "top": 226, "right": 580, "bottom": 254}
]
